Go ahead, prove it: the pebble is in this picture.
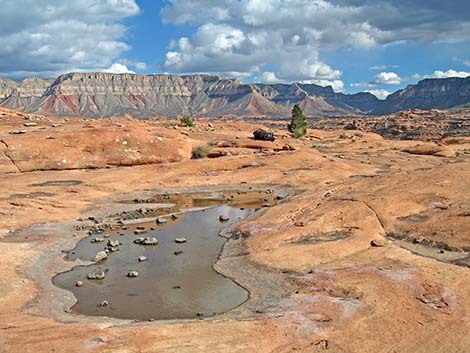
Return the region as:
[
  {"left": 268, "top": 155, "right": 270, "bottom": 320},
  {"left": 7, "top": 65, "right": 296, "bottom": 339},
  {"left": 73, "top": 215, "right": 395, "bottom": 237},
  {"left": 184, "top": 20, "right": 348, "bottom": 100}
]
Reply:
[
  {"left": 138, "top": 256, "right": 148, "bottom": 262},
  {"left": 75, "top": 281, "right": 84, "bottom": 287},
  {"left": 175, "top": 237, "right": 187, "bottom": 244},
  {"left": 93, "top": 251, "right": 108, "bottom": 262},
  {"left": 99, "top": 300, "right": 109, "bottom": 307},
  {"left": 174, "top": 250, "right": 183, "bottom": 256},
  {"left": 87, "top": 269, "right": 105, "bottom": 280},
  {"left": 156, "top": 217, "right": 167, "bottom": 224},
  {"left": 219, "top": 215, "right": 229, "bottom": 222},
  {"left": 127, "top": 271, "right": 139, "bottom": 278},
  {"left": 107, "top": 239, "right": 120, "bottom": 247}
]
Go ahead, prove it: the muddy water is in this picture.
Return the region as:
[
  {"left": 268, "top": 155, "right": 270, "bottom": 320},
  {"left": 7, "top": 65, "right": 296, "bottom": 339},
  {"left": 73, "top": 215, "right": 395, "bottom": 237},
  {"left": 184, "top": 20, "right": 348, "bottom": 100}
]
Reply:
[{"left": 54, "top": 196, "right": 267, "bottom": 321}]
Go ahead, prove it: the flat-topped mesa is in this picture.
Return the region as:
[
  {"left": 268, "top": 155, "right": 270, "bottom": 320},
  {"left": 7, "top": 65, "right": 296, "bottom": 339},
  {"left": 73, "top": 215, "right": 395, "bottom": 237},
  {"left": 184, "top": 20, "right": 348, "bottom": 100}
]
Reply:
[{"left": 2, "top": 72, "right": 470, "bottom": 118}]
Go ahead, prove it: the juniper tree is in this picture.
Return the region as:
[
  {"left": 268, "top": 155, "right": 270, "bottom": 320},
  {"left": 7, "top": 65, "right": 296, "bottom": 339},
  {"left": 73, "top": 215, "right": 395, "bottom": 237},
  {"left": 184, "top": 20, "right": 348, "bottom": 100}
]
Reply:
[{"left": 288, "top": 104, "right": 307, "bottom": 138}]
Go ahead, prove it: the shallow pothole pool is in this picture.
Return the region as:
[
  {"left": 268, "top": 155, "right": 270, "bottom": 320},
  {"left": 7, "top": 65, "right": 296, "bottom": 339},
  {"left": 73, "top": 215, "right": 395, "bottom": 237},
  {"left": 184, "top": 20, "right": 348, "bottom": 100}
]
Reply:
[{"left": 53, "top": 191, "right": 276, "bottom": 320}]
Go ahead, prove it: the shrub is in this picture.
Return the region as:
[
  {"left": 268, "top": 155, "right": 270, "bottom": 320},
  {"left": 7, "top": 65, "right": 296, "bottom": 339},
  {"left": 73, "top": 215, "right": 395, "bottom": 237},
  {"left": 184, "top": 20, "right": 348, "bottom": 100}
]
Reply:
[
  {"left": 288, "top": 104, "right": 307, "bottom": 138},
  {"left": 191, "top": 145, "right": 211, "bottom": 159},
  {"left": 180, "top": 114, "right": 193, "bottom": 127}
]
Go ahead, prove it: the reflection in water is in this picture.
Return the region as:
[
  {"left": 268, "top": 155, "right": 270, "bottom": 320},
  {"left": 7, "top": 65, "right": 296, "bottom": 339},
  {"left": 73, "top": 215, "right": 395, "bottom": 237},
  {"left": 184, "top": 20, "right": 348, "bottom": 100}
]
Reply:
[{"left": 54, "top": 205, "right": 256, "bottom": 320}]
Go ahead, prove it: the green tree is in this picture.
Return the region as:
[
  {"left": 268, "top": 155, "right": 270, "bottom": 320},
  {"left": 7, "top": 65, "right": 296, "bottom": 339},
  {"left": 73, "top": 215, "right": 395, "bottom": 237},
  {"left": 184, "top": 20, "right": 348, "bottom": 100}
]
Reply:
[
  {"left": 288, "top": 104, "right": 307, "bottom": 138},
  {"left": 180, "top": 113, "right": 193, "bottom": 127}
]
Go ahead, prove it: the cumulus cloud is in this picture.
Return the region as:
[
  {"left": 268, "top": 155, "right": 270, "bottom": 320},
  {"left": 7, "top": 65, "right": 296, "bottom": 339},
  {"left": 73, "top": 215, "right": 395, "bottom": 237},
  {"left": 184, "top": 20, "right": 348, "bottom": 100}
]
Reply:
[
  {"left": 365, "top": 89, "right": 391, "bottom": 100},
  {"left": 0, "top": 0, "right": 140, "bottom": 78},
  {"left": 372, "top": 72, "right": 401, "bottom": 85},
  {"left": 429, "top": 69, "right": 470, "bottom": 79},
  {"left": 160, "top": 0, "right": 470, "bottom": 83},
  {"left": 103, "top": 63, "right": 135, "bottom": 74}
]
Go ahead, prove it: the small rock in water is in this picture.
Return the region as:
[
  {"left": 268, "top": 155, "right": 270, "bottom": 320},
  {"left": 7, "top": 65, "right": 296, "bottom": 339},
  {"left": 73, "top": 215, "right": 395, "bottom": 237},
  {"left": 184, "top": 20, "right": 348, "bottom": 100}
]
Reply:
[
  {"left": 173, "top": 285, "right": 181, "bottom": 289},
  {"left": 134, "top": 229, "right": 147, "bottom": 235},
  {"left": 136, "top": 226, "right": 146, "bottom": 230},
  {"left": 175, "top": 237, "right": 187, "bottom": 244},
  {"left": 93, "top": 251, "right": 108, "bottom": 262},
  {"left": 127, "top": 271, "right": 139, "bottom": 278},
  {"left": 174, "top": 250, "right": 183, "bottom": 256},
  {"left": 99, "top": 300, "right": 109, "bottom": 307},
  {"left": 91, "top": 237, "right": 104, "bottom": 243},
  {"left": 156, "top": 217, "right": 167, "bottom": 224},
  {"left": 171, "top": 214, "right": 178, "bottom": 220},
  {"left": 138, "top": 256, "right": 148, "bottom": 262},
  {"left": 75, "top": 281, "right": 84, "bottom": 287},
  {"left": 107, "top": 239, "right": 120, "bottom": 247},
  {"left": 87, "top": 269, "right": 105, "bottom": 280},
  {"left": 219, "top": 215, "right": 229, "bottom": 222},
  {"left": 134, "top": 237, "right": 158, "bottom": 245},
  {"left": 103, "top": 234, "right": 110, "bottom": 238}
]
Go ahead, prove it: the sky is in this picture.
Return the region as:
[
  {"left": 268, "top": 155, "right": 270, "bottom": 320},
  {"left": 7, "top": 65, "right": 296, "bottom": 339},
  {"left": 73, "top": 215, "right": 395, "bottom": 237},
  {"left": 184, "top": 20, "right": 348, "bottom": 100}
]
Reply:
[{"left": 1, "top": 0, "right": 470, "bottom": 99}]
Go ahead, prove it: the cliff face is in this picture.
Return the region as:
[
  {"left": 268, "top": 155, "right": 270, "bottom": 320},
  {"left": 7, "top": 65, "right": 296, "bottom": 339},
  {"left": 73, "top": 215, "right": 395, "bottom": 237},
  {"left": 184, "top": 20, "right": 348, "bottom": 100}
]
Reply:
[
  {"left": 1, "top": 73, "right": 470, "bottom": 118},
  {"left": 0, "top": 73, "right": 379, "bottom": 118},
  {"left": 372, "top": 77, "right": 470, "bottom": 115}
]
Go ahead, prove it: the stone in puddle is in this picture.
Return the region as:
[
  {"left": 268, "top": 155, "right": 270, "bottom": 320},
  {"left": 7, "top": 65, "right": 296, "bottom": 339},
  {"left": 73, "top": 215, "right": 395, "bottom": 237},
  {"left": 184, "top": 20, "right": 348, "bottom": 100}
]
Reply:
[
  {"left": 107, "top": 239, "right": 120, "bottom": 247},
  {"left": 91, "top": 237, "right": 104, "bottom": 243},
  {"left": 75, "top": 281, "right": 84, "bottom": 287},
  {"left": 219, "top": 215, "right": 230, "bottom": 222},
  {"left": 171, "top": 214, "right": 178, "bottom": 220},
  {"left": 175, "top": 237, "right": 187, "bottom": 244},
  {"left": 134, "top": 237, "right": 158, "bottom": 245},
  {"left": 87, "top": 269, "right": 105, "bottom": 280},
  {"left": 134, "top": 229, "right": 147, "bottom": 235},
  {"left": 138, "top": 256, "right": 148, "bottom": 262},
  {"left": 99, "top": 300, "right": 109, "bottom": 307},
  {"left": 93, "top": 250, "right": 108, "bottom": 262},
  {"left": 127, "top": 271, "right": 139, "bottom": 278},
  {"left": 174, "top": 250, "right": 183, "bottom": 255},
  {"left": 156, "top": 217, "right": 167, "bottom": 224}
]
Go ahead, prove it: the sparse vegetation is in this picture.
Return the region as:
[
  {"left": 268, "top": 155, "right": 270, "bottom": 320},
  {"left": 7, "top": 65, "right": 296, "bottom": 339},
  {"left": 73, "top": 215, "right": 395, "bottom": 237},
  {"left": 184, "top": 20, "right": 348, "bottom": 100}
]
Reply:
[
  {"left": 180, "top": 113, "right": 194, "bottom": 127},
  {"left": 288, "top": 104, "right": 307, "bottom": 138},
  {"left": 191, "top": 144, "right": 211, "bottom": 159}
]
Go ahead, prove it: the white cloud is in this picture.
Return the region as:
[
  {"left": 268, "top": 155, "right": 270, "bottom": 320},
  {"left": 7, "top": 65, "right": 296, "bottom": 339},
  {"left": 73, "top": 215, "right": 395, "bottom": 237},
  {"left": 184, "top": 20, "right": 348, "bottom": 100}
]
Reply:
[
  {"left": 372, "top": 72, "right": 401, "bottom": 85},
  {"left": 256, "top": 72, "right": 283, "bottom": 84},
  {"left": 429, "top": 69, "right": 470, "bottom": 79},
  {"left": 118, "top": 59, "right": 148, "bottom": 71},
  {"left": 365, "top": 89, "right": 391, "bottom": 100},
  {"left": 370, "top": 64, "right": 400, "bottom": 70},
  {"left": 103, "top": 63, "right": 135, "bottom": 74},
  {"left": 161, "top": 0, "right": 470, "bottom": 83},
  {"left": 302, "top": 79, "right": 345, "bottom": 92},
  {"left": 0, "top": 0, "right": 140, "bottom": 78}
]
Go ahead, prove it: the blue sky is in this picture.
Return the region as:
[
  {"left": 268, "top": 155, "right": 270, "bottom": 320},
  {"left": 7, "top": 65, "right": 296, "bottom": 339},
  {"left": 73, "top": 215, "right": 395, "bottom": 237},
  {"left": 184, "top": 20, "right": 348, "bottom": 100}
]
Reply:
[{"left": 1, "top": 0, "right": 470, "bottom": 99}]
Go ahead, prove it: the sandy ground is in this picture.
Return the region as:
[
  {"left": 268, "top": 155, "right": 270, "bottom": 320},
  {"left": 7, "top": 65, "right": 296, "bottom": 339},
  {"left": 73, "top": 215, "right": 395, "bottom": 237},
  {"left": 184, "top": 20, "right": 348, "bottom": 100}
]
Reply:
[{"left": 0, "top": 109, "right": 469, "bottom": 352}]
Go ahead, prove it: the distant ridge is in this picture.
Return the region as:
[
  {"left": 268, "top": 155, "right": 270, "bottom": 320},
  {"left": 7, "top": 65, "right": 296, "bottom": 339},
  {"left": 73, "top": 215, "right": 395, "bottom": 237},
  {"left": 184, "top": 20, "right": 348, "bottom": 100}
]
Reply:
[{"left": 1, "top": 73, "right": 469, "bottom": 118}]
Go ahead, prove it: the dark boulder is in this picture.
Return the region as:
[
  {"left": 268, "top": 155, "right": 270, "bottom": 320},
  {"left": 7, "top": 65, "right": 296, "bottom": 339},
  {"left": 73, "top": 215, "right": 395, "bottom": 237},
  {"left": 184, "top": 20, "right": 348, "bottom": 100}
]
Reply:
[{"left": 253, "top": 129, "right": 275, "bottom": 142}]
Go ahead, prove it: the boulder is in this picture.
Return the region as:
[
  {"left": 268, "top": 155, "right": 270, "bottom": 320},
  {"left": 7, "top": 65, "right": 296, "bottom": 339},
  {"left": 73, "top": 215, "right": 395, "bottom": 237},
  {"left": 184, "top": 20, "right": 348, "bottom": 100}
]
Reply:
[{"left": 253, "top": 129, "right": 275, "bottom": 142}]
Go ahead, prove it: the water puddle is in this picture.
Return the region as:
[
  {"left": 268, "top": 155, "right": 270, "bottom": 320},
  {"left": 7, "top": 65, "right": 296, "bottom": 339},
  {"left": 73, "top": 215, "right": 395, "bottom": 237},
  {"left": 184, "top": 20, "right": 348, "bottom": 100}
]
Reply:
[{"left": 54, "top": 191, "right": 276, "bottom": 320}]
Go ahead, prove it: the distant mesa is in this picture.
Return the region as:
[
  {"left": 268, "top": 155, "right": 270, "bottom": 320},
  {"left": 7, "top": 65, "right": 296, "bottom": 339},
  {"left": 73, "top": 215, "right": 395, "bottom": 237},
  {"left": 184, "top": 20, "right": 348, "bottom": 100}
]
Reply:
[{"left": 1, "top": 73, "right": 470, "bottom": 118}]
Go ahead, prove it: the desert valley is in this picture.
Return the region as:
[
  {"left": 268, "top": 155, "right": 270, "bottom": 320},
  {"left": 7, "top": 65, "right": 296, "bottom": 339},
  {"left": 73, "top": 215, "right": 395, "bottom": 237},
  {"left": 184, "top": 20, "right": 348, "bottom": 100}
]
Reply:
[
  {"left": 1, "top": 0, "right": 470, "bottom": 352},
  {"left": 0, "top": 72, "right": 469, "bottom": 352}
]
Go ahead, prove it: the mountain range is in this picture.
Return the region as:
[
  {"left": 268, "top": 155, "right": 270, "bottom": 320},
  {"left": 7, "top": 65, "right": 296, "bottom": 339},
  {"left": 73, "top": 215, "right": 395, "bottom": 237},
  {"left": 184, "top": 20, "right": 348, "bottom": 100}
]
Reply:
[{"left": 1, "top": 73, "right": 469, "bottom": 118}]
